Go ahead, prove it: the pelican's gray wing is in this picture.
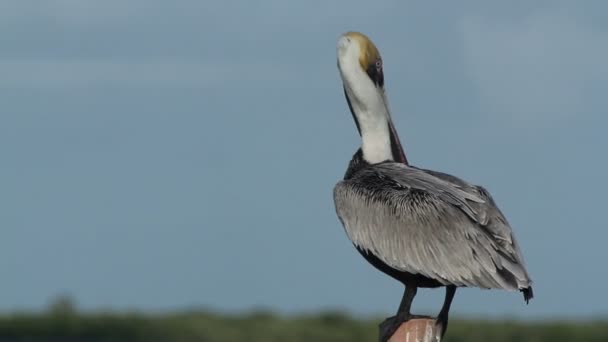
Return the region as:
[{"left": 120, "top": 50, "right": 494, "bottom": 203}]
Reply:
[
  {"left": 419, "top": 168, "right": 523, "bottom": 251},
  {"left": 333, "top": 162, "right": 532, "bottom": 292}
]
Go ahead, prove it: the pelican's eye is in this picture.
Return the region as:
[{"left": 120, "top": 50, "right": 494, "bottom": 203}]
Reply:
[
  {"left": 376, "top": 58, "right": 382, "bottom": 72},
  {"left": 367, "top": 57, "right": 384, "bottom": 88}
]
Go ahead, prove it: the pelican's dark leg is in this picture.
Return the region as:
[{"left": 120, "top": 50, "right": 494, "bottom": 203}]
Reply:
[
  {"left": 378, "top": 286, "right": 417, "bottom": 342},
  {"left": 436, "top": 285, "right": 457, "bottom": 337}
]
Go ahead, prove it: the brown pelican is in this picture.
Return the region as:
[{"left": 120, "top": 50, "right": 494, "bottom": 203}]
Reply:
[{"left": 333, "top": 32, "right": 533, "bottom": 341}]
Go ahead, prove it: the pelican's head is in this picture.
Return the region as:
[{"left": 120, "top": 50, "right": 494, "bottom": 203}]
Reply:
[
  {"left": 337, "top": 32, "right": 407, "bottom": 164},
  {"left": 337, "top": 31, "right": 384, "bottom": 90}
]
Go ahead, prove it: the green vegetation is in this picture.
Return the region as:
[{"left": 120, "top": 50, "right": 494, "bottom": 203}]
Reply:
[
  {"left": 2, "top": 311, "right": 607, "bottom": 342},
  {"left": 1, "top": 298, "right": 606, "bottom": 341}
]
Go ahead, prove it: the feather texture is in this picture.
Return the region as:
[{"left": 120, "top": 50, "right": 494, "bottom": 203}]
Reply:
[{"left": 334, "top": 150, "right": 533, "bottom": 296}]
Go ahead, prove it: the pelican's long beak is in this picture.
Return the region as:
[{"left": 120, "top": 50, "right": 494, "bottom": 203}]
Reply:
[
  {"left": 387, "top": 113, "right": 408, "bottom": 164},
  {"left": 338, "top": 31, "right": 408, "bottom": 165}
]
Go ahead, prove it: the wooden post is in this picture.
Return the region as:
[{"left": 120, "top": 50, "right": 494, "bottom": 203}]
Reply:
[{"left": 388, "top": 317, "right": 443, "bottom": 342}]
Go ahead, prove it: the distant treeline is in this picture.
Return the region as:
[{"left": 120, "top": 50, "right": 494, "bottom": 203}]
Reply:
[{"left": 0, "top": 297, "right": 606, "bottom": 342}]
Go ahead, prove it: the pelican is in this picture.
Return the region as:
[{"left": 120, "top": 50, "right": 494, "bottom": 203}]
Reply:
[{"left": 333, "top": 32, "right": 533, "bottom": 341}]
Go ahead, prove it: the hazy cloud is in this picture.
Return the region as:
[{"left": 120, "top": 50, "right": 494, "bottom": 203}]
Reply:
[
  {"left": 460, "top": 7, "right": 608, "bottom": 123},
  {"left": 0, "top": 59, "right": 305, "bottom": 88},
  {"left": 2, "top": 1, "right": 607, "bottom": 317}
]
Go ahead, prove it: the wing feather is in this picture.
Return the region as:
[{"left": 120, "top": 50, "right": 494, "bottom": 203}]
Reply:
[{"left": 333, "top": 162, "right": 532, "bottom": 291}]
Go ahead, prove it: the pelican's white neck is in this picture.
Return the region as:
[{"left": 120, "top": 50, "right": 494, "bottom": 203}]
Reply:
[
  {"left": 345, "top": 87, "right": 393, "bottom": 164},
  {"left": 339, "top": 63, "right": 393, "bottom": 164},
  {"left": 362, "top": 106, "right": 392, "bottom": 164}
]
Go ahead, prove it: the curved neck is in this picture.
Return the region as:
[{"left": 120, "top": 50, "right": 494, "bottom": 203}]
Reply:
[
  {"left": 338, "top": 51, "right": 408, "bottom": 165},
  {"left": 358, "top": 101, "right": 393, "bottom": 164},
  {"left": 344, "top": 86, "right": 407, "bottom": 165}
]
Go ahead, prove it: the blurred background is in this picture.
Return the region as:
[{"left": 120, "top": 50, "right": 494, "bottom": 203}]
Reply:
[{"left": 1, "top": 1, "right": 607, "bottom": 341}]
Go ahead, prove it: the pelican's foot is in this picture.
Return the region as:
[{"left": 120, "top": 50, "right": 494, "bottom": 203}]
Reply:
[{"left": 378, "top": 314, "right": 427, "bottom": 342}]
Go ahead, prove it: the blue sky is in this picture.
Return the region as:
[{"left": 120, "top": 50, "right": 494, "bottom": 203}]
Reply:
[{"left": 1, "top": 1, "right": 607, "bottom": 319}]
